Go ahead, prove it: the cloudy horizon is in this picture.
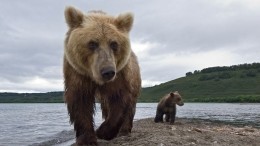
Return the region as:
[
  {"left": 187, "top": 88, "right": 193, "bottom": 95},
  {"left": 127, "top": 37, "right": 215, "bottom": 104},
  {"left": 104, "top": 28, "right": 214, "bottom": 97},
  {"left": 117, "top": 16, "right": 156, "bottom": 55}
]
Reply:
[{"left": 0, "top": 0, "right": 260, "bottom": 93}]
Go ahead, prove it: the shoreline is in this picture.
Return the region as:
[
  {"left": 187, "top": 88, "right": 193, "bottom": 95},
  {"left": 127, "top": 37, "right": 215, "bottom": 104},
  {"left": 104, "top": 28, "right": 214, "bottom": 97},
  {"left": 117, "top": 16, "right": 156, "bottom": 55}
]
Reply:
[{"left": 57, "top": 117, "right": 260, "bottom": 146}]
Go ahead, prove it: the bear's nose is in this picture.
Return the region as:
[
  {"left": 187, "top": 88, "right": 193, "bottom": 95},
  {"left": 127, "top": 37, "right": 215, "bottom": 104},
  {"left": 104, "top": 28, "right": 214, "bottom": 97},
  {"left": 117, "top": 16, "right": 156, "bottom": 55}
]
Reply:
[
  {"left": 101, "top": 67, "right": 115, "bottom": 81},
  {"left": 178, "top": 102, "right": 184, "bottom": 106}
]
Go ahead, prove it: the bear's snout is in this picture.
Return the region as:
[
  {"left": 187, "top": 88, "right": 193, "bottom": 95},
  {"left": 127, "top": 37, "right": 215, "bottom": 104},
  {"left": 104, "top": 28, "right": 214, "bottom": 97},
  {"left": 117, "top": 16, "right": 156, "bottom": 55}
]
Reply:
[
  {"left": 177, "top": 102, "right": 184, "bottom": 106},
  {"left": 101, "top": 67, "right": 116, "bottom": 81}
]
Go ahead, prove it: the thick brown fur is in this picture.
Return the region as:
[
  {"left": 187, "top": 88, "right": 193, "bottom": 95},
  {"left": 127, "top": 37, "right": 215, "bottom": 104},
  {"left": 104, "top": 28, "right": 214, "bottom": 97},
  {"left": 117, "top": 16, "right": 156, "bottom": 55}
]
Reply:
[
  {"left": 63, "top": 6, "right": 141, "bottom": 145},
  {"left": 154, "top": 91, "right": 184, "bottom": 124}
]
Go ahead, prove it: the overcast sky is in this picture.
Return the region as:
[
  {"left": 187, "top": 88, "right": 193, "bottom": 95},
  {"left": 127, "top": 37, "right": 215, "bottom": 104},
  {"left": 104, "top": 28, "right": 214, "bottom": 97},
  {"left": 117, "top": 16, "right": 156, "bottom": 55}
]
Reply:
[{"left": 0, "top": 0, "right": 260, "bottom": 92}]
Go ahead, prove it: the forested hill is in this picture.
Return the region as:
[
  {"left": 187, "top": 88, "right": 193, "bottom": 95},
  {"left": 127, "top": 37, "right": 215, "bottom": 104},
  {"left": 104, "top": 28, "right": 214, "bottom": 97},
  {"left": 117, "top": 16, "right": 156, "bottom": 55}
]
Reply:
[
  {"left": 0, "top": 92, "right": 63, "bottom": 103},
  {"left": 139, "top": 63, "right": 260, "bottom": 102},
  {"left": 1, "top": 63, "right": 260, "bottom": 103}
]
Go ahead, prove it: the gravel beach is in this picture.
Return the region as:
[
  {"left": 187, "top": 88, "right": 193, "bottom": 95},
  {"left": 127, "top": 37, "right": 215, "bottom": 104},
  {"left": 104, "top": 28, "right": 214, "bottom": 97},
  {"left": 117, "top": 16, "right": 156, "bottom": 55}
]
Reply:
[{"left": 66, "top": 117, "right": 260, "bottom": 146}]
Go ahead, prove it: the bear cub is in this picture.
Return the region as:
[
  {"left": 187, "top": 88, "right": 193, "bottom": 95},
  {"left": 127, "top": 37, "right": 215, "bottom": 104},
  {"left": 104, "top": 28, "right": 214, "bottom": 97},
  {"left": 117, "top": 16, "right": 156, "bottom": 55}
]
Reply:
[
  {"left": 63, "top": 6, "right": 141, "bottom": 145},
  {"left": 154, "top": 91, "right": 184, "bottom": 124}
]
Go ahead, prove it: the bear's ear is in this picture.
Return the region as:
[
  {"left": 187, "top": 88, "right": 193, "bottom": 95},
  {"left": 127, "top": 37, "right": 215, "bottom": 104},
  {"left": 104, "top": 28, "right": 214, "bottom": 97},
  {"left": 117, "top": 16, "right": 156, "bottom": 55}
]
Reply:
[
  {"left": 65, "top": 6, "right": 84, "bottom": 28},
  {"left": 115, "top": 12, "right": 134, "bottom": 33},
  {"left": 170, "top": 92, "right": 175, "bottom": 97}
]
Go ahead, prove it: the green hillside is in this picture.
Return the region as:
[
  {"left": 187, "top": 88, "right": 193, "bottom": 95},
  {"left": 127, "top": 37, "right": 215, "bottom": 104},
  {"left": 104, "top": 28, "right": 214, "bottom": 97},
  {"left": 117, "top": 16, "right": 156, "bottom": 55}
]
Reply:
[
  {"left": 139, "top": 63, "right": 260, "bottom": 103},
  {"left": 1, "top": 63, "right": 260, "bottom": 103}
]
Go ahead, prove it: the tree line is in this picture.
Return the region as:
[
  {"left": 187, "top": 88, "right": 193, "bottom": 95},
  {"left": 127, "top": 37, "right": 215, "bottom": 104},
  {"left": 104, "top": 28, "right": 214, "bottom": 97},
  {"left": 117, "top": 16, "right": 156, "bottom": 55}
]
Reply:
[{"left": 186, "top": 62, "right": 260, "bottom": 76}]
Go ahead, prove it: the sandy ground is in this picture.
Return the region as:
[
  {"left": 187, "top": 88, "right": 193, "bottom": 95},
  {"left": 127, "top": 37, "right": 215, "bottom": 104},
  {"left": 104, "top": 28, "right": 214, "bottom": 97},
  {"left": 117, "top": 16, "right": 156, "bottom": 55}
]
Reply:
[{"left": 67, "top": 118, "right": 260, "bottom": 146}]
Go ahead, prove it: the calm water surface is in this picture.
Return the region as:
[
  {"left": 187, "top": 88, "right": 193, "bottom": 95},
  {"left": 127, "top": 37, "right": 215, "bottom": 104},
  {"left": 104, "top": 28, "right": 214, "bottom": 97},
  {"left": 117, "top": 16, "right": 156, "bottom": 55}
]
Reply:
[{"left": 0, "top": 103, "right": 259, "bottom": 146}]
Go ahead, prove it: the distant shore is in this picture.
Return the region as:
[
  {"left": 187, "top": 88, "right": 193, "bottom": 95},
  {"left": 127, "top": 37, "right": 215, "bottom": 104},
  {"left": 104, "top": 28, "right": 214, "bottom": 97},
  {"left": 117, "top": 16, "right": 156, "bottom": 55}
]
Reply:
[
  {"left": 62, "top": 118, "right": 260, "bottom": 146},
  {"left": 1, "top": 91, "right": 260, "bottom": 103}
]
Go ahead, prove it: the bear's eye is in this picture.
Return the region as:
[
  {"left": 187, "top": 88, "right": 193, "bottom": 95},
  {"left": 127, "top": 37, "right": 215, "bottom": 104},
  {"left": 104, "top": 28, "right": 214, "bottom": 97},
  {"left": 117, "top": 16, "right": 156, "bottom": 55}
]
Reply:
[
  {"left": 88, "top": 41, "right": 99, "bottom": 50},
  {"left": 109, "top": 41, "right": 118, "bottom": 52}
]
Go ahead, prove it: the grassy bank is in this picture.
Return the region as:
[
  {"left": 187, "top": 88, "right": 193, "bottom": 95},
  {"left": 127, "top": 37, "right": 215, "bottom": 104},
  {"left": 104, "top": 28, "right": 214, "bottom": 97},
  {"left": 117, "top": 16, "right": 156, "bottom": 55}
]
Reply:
[{"left": 1, "top": 63, "right": 260, "bottom": 103}]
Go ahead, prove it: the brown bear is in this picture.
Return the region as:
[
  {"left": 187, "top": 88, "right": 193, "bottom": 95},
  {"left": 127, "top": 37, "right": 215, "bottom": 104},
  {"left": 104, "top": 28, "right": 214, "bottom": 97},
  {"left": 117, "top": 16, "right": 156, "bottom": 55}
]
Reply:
[
  {"left": 154, "top": 91, "right": 184, "bottom": 124},
  {"left": 63, "top": 6, "right": 141, "bottom": 145}
]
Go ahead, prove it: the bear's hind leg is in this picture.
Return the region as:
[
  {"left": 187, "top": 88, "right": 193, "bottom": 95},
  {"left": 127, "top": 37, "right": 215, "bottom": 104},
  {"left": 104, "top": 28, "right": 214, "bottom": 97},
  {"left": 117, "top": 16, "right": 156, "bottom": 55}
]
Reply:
[
  {"left": 165, "top": 113, "right": 170, "bottom": 122},
  {"left": 169, "top": 111, "right": 176, "bottom": 124},
  {"left": 96, "top": 93, "right": 130, "bottom": 140},
  {"left": 100, "top": 98, "right": 108, "bottom": 120},
  {"left": 154, "top": 109, "right": 164, "bottom": 123},
  {"left": 119, "top": 104, "right": 136, "bottom": 136}
]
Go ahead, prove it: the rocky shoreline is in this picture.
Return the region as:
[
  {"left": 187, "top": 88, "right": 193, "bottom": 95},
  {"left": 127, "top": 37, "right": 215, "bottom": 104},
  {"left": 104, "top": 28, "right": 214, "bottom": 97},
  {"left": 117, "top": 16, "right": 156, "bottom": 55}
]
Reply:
[{"left": 67, "top": 118, "right": 260, "bottom": 146}]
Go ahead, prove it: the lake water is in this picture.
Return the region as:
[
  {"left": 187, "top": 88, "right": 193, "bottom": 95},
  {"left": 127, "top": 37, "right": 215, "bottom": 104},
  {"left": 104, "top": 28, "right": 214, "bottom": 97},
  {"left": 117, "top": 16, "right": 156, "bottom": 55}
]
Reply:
[{"left": 0, "top": 103, "right": 260, "bottom": 146}]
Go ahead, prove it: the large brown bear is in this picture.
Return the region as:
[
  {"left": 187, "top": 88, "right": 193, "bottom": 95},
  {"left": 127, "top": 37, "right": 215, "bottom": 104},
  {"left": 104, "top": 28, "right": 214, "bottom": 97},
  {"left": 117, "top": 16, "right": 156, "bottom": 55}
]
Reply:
[
  {"left": 63, "top": 6, "right": 141, "bottom": 145},
  {"left": 154, "top": 91, "right": 184, "bottom": 124}
]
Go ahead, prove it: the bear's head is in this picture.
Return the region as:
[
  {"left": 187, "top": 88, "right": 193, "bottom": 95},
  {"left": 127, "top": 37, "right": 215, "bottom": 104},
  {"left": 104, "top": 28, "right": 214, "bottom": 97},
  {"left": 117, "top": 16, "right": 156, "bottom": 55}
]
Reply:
[
  {"left": 169, "top": 91, "right": 184, "bottom": 106},
  {"left": 64, "top": 6, "right": 133, "bottom": 85}
]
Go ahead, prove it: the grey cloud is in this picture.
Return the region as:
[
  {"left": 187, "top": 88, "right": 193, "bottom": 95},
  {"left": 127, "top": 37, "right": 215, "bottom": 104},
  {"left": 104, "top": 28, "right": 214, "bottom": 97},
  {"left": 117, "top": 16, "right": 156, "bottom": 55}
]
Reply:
[
  {"left": 131, "top": 1, "right": 260, "bottom": 55},
  {"left": 0, "top": 0, "right": 260, "bottom": 92}
]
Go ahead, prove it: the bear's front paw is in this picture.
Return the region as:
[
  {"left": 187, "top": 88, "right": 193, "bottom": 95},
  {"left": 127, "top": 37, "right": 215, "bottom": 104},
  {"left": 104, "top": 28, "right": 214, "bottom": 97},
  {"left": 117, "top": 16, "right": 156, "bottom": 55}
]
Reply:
[
  {"left": 76, "top": 133, "right": 97, "bottom": 146},
  {"left": 96, "top": 123, "right": 119, "bottom": 140}
]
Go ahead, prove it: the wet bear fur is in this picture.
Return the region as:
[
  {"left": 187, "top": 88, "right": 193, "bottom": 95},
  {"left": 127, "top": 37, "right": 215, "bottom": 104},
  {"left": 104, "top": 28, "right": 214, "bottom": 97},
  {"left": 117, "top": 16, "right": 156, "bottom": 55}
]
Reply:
[{"left": 63, "top": 6, "right": 141, "bottom": 145}]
